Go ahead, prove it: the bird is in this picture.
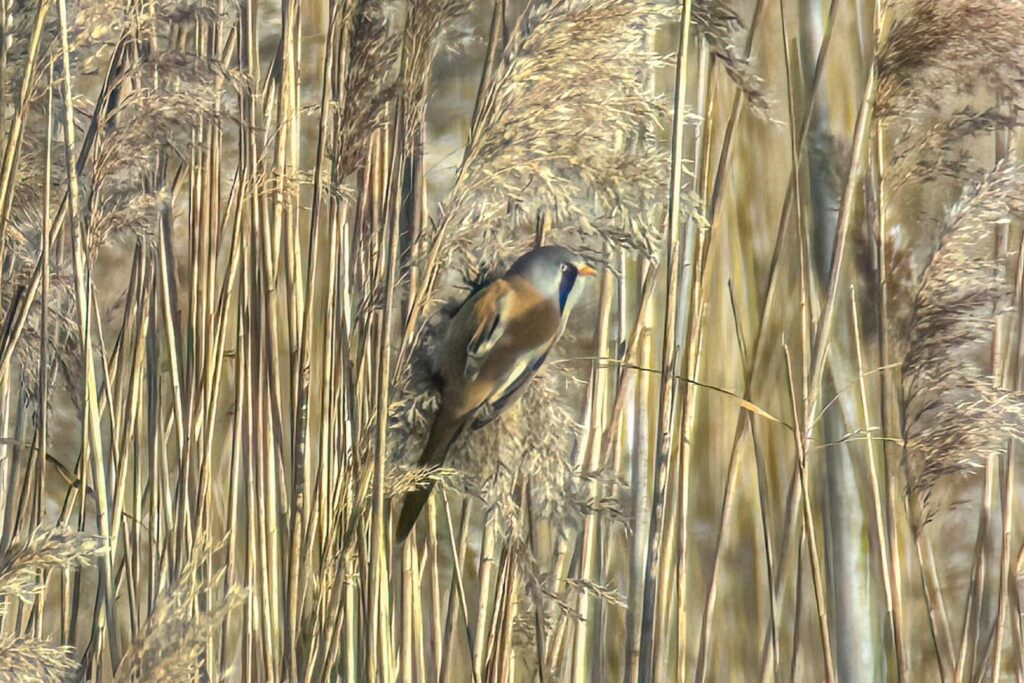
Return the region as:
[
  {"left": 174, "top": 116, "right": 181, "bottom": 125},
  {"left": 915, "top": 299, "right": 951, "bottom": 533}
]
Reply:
[{"left": 396, "top": 245, "right": 597, "bottom": 543}]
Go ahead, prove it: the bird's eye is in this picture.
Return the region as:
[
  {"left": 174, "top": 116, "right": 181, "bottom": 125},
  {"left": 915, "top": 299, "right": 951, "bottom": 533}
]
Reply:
[{"left": 560, "top": 263, "right": 569, "bottom": 273}]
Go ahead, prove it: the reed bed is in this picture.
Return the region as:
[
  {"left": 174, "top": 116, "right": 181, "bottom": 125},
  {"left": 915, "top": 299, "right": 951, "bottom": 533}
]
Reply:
[{"left": 0, "top": 0, "right": 1023, "bottom": 681}]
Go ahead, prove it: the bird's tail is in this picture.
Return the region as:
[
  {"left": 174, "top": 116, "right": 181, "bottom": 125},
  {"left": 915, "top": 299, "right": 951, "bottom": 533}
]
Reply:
[
  {"left": 395, "top": 409, "right": 465, "bottom": 544},
  {"left": 395, "top": 486, "right": 435, "bottom": 545}
]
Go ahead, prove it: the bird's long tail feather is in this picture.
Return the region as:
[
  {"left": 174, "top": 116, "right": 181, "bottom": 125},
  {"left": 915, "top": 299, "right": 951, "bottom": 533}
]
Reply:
[
  {"left": 395, "top": 485, "right": 435, "bottom": 545},
  {"left": 396, "top": 410, "right": 465, "bottom": 543}
]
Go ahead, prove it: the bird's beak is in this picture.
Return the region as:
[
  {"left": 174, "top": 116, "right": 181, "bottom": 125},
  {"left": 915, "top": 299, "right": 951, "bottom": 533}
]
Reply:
[{"left": 578, "top": 264, "right": 598, "bottom": 277}]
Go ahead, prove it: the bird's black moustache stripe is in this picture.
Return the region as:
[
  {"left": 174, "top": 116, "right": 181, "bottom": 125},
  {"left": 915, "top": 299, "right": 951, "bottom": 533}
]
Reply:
[{"left": 558, "top": 266, "right": 578, "bottom": 312}]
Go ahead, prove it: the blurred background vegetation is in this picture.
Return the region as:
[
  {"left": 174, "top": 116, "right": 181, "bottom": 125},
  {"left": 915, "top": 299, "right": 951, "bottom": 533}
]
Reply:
[{"left": 1, "top": 0, "right": 1024, "bottom": 680}]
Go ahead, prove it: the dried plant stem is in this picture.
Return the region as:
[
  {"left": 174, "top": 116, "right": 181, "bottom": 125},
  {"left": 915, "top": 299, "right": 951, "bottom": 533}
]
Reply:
[
  {"left": 424, "top": 497, "right": 443, "bottom": 679},
  {"left": 369, "top": 121, "right": 400, "bottom": 681},
  {"left": 953, "top": 460, "right": 994, "bottom": 683},
  {"left": 687, "top": 7, "right": 843, "bottom": 677},
  {"left": 637, "top": 2, "right": 694, "bottom": 678},
  {"left": 439, "top": 493, "right": 477, "bottom": 683},
  {"left": 286, "top": 3, "right": 346, "bottom": 676},
  {"left": 525, "top": 486, "right": 549, "bottom": 683},
  {"left": 806, "top": 61, "right": 876, "bottom": 424},
  {"left": 920, "top": 536, "right": 956, "bottom": 678},
  {"left": 55, "top": 0, "right": 121, "bottom": 667},
  {"left": 545, "top": 534, "right": 574, "bottom": 673},
  {"left": 758, "top": 466, "right": 801, "bottom": 683},
  {"left": 793, "top": 32, "right": 879, "bottom": 683},
  {"left": 0, "top": 13, "right": 135, "bottom": 385},
  {"left": 33, "top": 71, "right": 55, "bottom": 633},
  {"left": 691, "top": 365, "right": 761, "bottom": 683},
  {"left": 468, "top": 0, "right": 506, "bottom": 161},
  {"left": 0, "top": 0, "right": 51, "bottom": 262},
  {"left": 870, "top": 5, "right": 908, "bottom": 676},
  {"left": 991, "top": 448, "right": 1016, "bottom": 681},
  {"left": 570, "top": 260, "right": 615, "bottom": 682},
  {"left": 992, "top": 193, "right": 1024, "bottom": 683},
  {"left": 472, "top": 518, "right": 497, "bottom": 680},
  {"left": 626, "top": 326, "right": 653, "bottom": 683},
  {"left": 693, "top": 0, "right": 836, "bottom": 674},
  {"left": 783, "top": 342, "right": 835, "bottom": 683},
  {"left": 669, "top": 39, "right": 712, "bottom": 683},
  {"left": 850, "top": 287, "right": 903, "bottom": 675},
  {"left": 705, "top": 0, "right": 768, "bottom": 223}
]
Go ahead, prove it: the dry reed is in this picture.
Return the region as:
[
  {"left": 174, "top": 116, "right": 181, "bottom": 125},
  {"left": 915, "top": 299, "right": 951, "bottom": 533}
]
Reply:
[{"left": 1, "top": 0, "right": 1022, "bottom": 680}]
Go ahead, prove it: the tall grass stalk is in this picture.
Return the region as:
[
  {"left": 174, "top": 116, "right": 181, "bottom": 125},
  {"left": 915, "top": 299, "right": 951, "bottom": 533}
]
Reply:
[{"left": 637, "top": 3, "right": 693, "bottom": 680}]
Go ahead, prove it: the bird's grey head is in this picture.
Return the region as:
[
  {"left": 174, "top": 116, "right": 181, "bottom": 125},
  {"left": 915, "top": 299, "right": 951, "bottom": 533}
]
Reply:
[{"left": 505, "top": 245, "right": 596, "bottom": 316}]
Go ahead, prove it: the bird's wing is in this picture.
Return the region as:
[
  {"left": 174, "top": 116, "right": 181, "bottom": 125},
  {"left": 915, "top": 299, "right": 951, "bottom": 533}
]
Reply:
[
  {"left": 471, "top": 348, "right": 551, "bottom": 430},
  {"left": 464, "top": 282, "right": 510, "bottom": 380}
]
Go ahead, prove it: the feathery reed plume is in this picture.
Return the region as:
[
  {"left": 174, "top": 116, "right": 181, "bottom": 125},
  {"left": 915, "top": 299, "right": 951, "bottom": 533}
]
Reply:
[
  {"left": 692, "top": 0, "right": 768, "bottom": 112},
  {"left": 113, "top": 546, "right": 244, "bottom": 683},
  {"left": 1, "top": 0, "right": 54, "bottom": 95},
  {"left": 1, "top": 0, "right": 238, "bottom": 418},
  {"left": 877, "top": 0, "right": 1024, "bottom": 118},
  {"left": 336, "top": 0, "right": 401, "bottom": 177},
  {"left": 900, "top": 163, "right": 1024, "bottom": 523},
  {"left": 0, "top": 636, "right": 77, "bottom": 683},
  {"left": 435, "top": 0, "right": 671, "bottom": 267},
  {"left": 0, "top": 525, "right": 105, "bottom": 607},
  {"left": 0, "top": 528, "right": 102, "bottom": 683},
  {"left": 887, "top": 106, "right": 1024, "bottom": 191},
  {"left": 155, "top": 0, "right": 224, "bottom": 25},
  {"left": 400, "top": 0, "right": 473, "bottom": 149},
  {"left": 1, "top": 239, "right": 79, "bottom": 400},
  {"left": 64, "top": 0, "right": 131, "bottom": 60},
  {"left": 86, "top": 50, "right": 240, "bottom": 251},
  {"left": 1, "top": 0, "right": 129, "bottom": 100}
]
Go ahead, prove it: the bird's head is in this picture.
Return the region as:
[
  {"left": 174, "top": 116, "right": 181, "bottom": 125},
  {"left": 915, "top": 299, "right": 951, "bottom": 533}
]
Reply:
[{"left": 505, "top": 245, "right": 597, "bottom": 316}]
